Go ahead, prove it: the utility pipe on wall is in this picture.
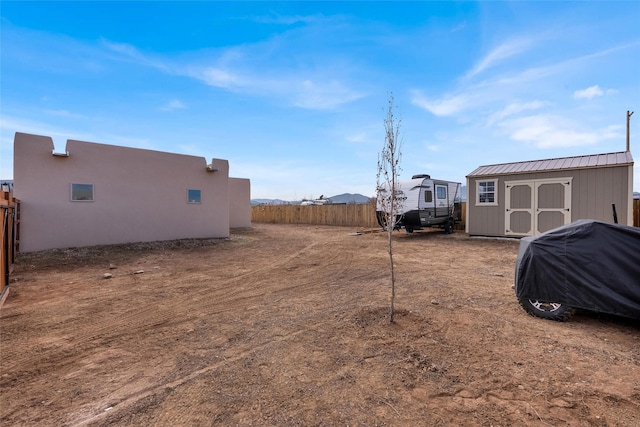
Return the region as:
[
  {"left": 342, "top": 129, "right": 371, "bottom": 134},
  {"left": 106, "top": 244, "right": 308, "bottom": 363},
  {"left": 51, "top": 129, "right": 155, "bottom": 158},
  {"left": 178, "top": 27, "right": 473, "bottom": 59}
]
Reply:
[{"left": 627, "top": 110, "right": 634, "bottom": 152}]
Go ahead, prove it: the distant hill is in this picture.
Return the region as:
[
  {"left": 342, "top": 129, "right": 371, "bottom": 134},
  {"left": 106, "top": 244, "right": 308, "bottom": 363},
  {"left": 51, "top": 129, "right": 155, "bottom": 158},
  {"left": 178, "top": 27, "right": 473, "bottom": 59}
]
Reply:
[
  {"left": 251, "top": 193, "right": 372, "bottom": 205},
  {"left": 251, "top": 198, "right": 290, "bottom": 205},
  {"left": 634, "top": 192, "right": 640, "bottom": 200},
  {"left": 328, "top": 193, "right": 372, "bottom": 204}
]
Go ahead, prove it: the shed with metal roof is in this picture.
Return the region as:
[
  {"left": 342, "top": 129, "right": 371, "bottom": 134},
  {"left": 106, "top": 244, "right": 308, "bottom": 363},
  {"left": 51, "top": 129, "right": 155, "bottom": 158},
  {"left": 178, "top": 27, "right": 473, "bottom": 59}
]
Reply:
[{"left": 465, "top": 151, "right": 634, "bottom": 237}]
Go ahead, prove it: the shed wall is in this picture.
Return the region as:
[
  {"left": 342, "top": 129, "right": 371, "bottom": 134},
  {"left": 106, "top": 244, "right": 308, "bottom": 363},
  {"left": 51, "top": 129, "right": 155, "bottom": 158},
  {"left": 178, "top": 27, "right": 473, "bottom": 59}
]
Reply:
[
  {"left": 14, "top": 132, "right": 231, "bottom": 252},
  {"left": 467, "top": 165, "right": 632, "bottom": 236}
]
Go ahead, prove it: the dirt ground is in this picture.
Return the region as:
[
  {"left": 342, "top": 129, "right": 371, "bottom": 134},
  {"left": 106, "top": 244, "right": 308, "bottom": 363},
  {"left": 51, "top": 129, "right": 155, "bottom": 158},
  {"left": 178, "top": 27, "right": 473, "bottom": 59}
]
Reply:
[{"left": 1, "top": 223, "right": 639, "bottom": 426}]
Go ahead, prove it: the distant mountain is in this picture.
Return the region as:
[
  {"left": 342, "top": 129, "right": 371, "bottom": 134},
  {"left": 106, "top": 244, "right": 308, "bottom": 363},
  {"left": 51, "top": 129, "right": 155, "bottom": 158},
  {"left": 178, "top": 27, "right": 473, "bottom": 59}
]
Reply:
[
  {"left": 328, "top": 193, "right": 372, "bottom": 204},
  {"left": 251, "top": 193, "right": 372, "bottom": 205},
  {"left": 251, "top": 198, "right": 290, "bottom": 205},
  {"left": 634, "top": 192, "right": 640, "bottom": 200}
]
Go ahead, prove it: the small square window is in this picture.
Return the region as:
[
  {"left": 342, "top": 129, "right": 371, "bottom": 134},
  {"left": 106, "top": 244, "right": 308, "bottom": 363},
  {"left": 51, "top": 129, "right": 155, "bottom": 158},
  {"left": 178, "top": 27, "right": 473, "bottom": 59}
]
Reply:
[
  {"left": 71, "top": 183, "right": 94, "bottom": 201},
  {"left": 476, "top": 180, "right": 497, "bottom": 205},
  {"left": 188, "top": 189, "right": 202, "bottom": 203}
]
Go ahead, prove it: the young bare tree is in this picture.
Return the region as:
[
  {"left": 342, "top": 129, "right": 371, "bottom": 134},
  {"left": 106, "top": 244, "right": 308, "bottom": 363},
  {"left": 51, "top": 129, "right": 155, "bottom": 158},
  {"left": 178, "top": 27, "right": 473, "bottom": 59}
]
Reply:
[{"left": 376, "top": 94, "right": 403, "bottom": 323}]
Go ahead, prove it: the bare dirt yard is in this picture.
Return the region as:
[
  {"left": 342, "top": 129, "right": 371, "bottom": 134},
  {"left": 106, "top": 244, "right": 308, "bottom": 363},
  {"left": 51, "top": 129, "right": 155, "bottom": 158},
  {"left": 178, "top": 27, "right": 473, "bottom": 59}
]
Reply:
[{"left": 1, "top": 223, "right": 639, "bottom": 426}]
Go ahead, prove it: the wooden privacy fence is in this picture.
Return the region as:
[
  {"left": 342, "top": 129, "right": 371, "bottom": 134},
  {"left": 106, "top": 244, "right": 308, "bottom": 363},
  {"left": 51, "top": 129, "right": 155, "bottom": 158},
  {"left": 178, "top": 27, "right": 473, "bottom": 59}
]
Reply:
[
  {"left": 253, "top": 201, "right": 640, "bottom": 228},
  {"left": 1, "top": 191, "right": 20, "bottom": 307},
  {"left": 252, "top": 202, "right": 468, "bottom": 229},
  {"left": 251, "top": 203, "right": 380, "bottom": 228}
]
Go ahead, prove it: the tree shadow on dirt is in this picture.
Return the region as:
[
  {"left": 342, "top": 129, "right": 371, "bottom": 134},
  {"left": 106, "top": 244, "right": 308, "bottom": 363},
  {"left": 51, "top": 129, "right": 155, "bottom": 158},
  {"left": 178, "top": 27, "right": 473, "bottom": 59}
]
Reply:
[{"left": 393, "top": 229, "right": 451, "bottom": 241}]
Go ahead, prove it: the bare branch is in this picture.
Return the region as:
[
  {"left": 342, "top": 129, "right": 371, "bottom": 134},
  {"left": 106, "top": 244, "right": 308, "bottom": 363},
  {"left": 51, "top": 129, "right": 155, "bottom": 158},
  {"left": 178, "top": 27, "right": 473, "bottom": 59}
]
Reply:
[{"left": 376, "top": 93, "right": 403, "bottom": 323}]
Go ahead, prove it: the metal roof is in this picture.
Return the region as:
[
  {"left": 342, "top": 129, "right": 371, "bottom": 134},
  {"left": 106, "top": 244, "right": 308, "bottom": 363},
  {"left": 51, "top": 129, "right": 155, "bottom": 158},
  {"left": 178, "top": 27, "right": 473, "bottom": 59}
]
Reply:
[{"left": 467, "top": 151, "right": 634, "bottom": 177}]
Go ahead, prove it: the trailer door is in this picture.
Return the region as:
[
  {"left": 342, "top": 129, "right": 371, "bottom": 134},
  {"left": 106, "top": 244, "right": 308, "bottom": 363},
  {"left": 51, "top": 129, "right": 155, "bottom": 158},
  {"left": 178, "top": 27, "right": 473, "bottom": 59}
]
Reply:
[{"left": 435, "top": 184, "right": 449, "bottom": 218}]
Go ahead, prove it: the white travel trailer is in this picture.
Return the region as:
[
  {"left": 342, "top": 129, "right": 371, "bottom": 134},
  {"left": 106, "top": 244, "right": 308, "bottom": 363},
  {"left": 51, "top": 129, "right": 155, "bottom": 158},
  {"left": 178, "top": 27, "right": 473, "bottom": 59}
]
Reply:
[
  {"left": 376, "top": 174, "right": 462, "bottom": 233},
  {"left": 300, "top": 195, "right": 331, "bottom": 206}
]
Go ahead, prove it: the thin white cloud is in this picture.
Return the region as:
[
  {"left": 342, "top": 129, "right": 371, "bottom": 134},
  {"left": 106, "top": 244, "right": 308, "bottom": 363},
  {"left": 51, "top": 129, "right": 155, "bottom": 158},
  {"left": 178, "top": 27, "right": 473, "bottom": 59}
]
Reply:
[
  {"left": 187, "top": 65, "right": 365, "bottom": 110},
  {"left": 194, "top": 67, "right": 242, "bottom": 89},
  {"left": 491, "top": 41, "right": 640, "bottom": 89},
  {"left": 102, "top": 40, "right": 169, "bottom": 71},
  {"left": 415, "top": 162, "right": 437, "bottom": 171},
  {"left": 573, "top": 85, "right": 609, "bottom": 99},
  {"left": 464, "top": 37, "right": 536, "bottom": 80},
  {"left": 501, "top": 115, "right": 623, "bottom": 148},
  {"left": 43, "top": 109, "right": 87, "bottom": 119},
  {"left": 177, "top": 143, "right": 204, "bottom": 157},
  {"left": 100, "top": 134, "right": 154, "bottom": 150},
  {"left": 251, "top": 13, "right": 323, "bottom": 26},
  {"left": 412, "top": 62, "right": 556, "bottom": 118},
  {"left": 0, "top": 115, "right": 87, "bottom": 151},
  {"left": 103, "top": 40, "right": 140, "bottom": 57},
  {"left": 450, "top": 21, "right": 466, "bottom": 33},
  {"left": 487, "top": 101, "right": 550, "bottom": 126},
  {"left": 98, "top": 19, "right": 366, "bottom": 112},
  {"left": 0, "top": 114, "right": 155, "bottom": 154},
  {"left": 293, "top": 79, "right": 365, "bottom": 109},
  {"left": 345, "top": 132, "right": 369, "bottom": 143},
  {"left": 411, "top": 91, "right": 475, "bottom": 117},
  {"left": 159, "top": 99, "right": 187, "bottom": 112},
  {"left": 414, "top": 38, "right": 638, "bottom": 125}
]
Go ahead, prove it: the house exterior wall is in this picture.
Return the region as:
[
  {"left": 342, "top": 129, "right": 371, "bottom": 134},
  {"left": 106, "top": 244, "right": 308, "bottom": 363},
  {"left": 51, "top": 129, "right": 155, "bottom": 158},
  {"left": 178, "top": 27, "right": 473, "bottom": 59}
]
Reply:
[
  {"left": 229, "top": 178, "right": 251, "bottom": 228},
  {"left": 466, "top": 165, "right": 633, "bottom": 237},
  {"left": 14, "top": 132, "right": 232, "bottom": 252}
]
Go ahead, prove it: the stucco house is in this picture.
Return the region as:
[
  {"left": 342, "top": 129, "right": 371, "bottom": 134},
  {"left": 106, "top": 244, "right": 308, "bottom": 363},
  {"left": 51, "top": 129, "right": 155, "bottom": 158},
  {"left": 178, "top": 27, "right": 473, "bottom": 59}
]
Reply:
[
  {"left": 466, "top": 151, "right": 634, "bottom": 237},
  {"left": 13, "top": 132, "right": 251, "bottom": 252}
]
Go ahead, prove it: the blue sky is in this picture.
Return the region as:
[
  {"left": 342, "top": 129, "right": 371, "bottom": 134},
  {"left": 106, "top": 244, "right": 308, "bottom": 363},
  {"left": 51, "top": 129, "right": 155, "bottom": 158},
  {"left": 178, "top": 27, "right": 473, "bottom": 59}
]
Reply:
[{"left": 1, "top": 1, "right": 639, "bottom": 199}]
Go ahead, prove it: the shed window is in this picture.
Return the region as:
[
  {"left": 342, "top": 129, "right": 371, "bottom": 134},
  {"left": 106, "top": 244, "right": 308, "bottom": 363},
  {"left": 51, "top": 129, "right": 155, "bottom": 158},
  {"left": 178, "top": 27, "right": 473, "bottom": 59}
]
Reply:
[
  {"left": 476, "top": 180, "right": 497, "bottom": 205},
  {"left": 188, "top": 189, "right": 202, "bottom": 203},
  {"left": 71, "top": 183, "right": 94, "bottom": 202}
]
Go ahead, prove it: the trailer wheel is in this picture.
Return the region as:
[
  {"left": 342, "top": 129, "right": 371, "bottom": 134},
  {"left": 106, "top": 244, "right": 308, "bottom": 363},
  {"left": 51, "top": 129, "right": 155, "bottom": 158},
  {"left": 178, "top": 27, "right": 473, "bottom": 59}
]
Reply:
[
  {"left": 377, "top": 213, "right": 401, "bottom": 231},
  {"left": 517, "top": 297, "right": 575, "bottom": 321},
  {"left": 444, "top": 218, "right": 453, "bottom": 234},
  {"left": 376, "top": 212, "right": 388, "bottom": 230}
]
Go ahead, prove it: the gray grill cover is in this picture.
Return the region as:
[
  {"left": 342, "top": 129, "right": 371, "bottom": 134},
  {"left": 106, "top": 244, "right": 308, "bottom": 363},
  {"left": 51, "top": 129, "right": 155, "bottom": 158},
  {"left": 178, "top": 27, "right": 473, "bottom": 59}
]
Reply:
[{"left": 515, "top": 220, "right": 640, "bottom": 320}]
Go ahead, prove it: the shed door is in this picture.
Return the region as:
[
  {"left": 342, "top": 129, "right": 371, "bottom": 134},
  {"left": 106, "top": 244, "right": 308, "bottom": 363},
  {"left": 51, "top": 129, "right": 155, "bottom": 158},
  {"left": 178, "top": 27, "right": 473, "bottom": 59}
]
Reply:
[
  {"left": 535, "top": 180, "right": 572, "bottom": 234},
  {"left": 505, "top": 182, "right": 534, "bottom": 236},
  {"left": 505, "top": 178, "right": 572, "bottom": 236}
]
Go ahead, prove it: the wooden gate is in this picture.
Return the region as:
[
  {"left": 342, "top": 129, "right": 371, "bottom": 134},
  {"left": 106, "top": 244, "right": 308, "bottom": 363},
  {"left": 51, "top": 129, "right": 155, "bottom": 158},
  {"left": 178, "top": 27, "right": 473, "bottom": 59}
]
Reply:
[{"left": 1, "top": 191, "right": 19, "bottom": 308}]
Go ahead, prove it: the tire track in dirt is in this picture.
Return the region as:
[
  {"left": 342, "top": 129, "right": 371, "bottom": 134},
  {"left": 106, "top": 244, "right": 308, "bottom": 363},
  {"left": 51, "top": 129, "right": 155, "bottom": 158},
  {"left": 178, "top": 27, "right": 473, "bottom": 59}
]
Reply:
[
  {"left": 1, "top": 233, "right": 363, "bottom": 380},
  {"left": 3, "top": 227, "right": 388, "bottom": 426},
  {"left": 0, "top": 238, "right": 314, "bottom": 371},
  {"left": 67, "top": 309, "right": 340, "bottom": 427},
  {"left": 66, "top": 236, "right": 380, "bottom": 426}
]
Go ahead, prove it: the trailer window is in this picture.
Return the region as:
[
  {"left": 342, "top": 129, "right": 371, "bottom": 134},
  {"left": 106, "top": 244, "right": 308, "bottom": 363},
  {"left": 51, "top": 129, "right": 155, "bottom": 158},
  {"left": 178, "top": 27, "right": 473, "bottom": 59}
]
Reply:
[
  {"left": 424, "top": 190, "right": 432, "bottom": 203},
  {"left": 476, "top": 180, "right": 498, "bottom": 205},
  {"left": 436, "top": 186, "right": 447, "bottom": 199}
]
